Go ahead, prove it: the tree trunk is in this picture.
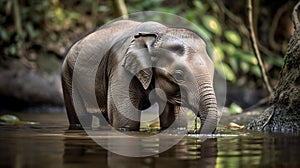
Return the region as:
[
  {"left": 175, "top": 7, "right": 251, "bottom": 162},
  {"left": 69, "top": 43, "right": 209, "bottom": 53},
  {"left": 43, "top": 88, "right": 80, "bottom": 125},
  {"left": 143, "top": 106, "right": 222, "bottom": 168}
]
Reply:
[
  {"left": 246, "top": 2, "right": 300, "bottom": 132},
  {"left": 112, "top": 0, "right": 128, "bottom": 19}
]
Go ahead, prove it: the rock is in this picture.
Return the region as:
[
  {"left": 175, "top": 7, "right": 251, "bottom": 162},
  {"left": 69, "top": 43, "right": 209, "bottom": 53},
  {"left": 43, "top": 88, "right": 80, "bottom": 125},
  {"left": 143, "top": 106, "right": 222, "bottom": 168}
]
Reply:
[{"left": 0, "top": 60, "right": 64, "bottom": 111}]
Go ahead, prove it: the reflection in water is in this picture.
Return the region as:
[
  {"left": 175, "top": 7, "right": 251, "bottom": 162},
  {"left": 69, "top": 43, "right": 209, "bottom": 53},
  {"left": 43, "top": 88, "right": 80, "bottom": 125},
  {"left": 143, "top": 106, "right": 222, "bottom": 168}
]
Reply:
[
  {"left": 63, "top": 130, "right": 108, "bottom": 167},
  {"left": 216, "top": 133, "right": 300, "bottom": 167},
  {"left": 0, "top": 118, "right": 300, "bottom": 167},
  {"left": 0, "top": 125, "right": 65, "bottom": 168},
  {"left": 217, "top": 136, "right": 263, "bottom": 167},
  {"left": 63, "top": 130, "right": 218, "bottom": 168}
]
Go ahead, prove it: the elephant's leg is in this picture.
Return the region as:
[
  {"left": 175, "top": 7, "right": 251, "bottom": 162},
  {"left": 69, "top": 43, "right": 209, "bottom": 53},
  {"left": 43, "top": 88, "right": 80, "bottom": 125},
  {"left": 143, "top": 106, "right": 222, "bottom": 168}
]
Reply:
[
  {"left": 94, "top": 112, "right": 109, "bottom": 127},
  {"left": 107, "top": 100, "right": 141, "bottom": 131},
  {"left": 107, "top": 86, "right": 141, "bottom": 131},
  {"left": 62, "top": 63, "right": 93, "bottom": 129},
  {"left": 159, "top": 103, "right": 175, "bottom": 129},
  {"left": 94, "top": 94, "right": 109, "bottom": 127},
  {"left": 62, "top": 68, "right": 83, "bottom": 130},
  {"left": 159, "top": 103, "right": 187, "bottom": 129},
  {"left": 74, "top": 90, "right": 93, "bottom": 129},
  {"left": 94, "top": 68, "right": 109, "bottom": 127}
]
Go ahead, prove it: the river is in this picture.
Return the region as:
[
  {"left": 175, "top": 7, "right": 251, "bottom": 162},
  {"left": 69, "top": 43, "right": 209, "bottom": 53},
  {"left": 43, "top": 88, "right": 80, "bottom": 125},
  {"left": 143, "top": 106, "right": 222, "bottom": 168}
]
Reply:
[{"left": 0, "top": 112, "right": 299, "bottom": 167}]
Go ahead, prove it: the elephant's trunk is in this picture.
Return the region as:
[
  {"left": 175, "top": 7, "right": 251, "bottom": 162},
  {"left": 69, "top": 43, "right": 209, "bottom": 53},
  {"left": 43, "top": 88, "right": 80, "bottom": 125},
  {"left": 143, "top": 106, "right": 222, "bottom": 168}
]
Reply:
[{"left": 197, "top": 82, "right": 218, "bottom": 134}]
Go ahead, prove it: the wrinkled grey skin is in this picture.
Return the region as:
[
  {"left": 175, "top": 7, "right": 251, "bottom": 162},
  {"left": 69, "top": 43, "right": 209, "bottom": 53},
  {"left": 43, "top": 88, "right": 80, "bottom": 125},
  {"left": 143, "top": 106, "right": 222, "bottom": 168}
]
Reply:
[{"left": 61, "top": 20, "right": 218, "bottom": 134}]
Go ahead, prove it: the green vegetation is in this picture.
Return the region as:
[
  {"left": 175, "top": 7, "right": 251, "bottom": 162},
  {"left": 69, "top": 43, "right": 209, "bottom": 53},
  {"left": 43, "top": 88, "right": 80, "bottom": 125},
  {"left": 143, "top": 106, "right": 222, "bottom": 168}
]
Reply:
[
  {"left": 0, "top": 0, "right": 291, "bottom": 86},
  {"left": 125, "top": 0, "right": 286, "bottom": 86}
]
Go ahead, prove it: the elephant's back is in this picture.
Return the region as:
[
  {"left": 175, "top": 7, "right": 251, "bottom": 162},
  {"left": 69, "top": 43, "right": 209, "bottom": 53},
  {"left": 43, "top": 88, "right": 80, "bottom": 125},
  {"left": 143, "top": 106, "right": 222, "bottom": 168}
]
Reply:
[
  {"left": 91, "top": 20, "right": 167, "bottom": 47},
  {"left": 64, "top": 20, "right": 167, "bottom": 68}
]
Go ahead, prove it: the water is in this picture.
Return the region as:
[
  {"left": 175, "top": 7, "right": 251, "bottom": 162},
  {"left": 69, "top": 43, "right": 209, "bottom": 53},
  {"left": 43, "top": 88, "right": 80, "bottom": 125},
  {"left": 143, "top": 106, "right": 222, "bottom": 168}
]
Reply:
[{"left": 0, "top": 113, "right": 300, "bottom": 168}]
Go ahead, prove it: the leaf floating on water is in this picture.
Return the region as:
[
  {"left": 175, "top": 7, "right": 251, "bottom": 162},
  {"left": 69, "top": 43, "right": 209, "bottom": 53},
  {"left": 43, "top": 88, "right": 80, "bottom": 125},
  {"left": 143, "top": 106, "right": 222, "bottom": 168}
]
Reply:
[
  {"left": 0, "top": 114, "right": 39, "bottom": 125},
  {"left": 0, "top": 114, "right": 20, "bottom": 123},
  {"left": 228, "top": 122, "right": 244, "bottom": 130}
]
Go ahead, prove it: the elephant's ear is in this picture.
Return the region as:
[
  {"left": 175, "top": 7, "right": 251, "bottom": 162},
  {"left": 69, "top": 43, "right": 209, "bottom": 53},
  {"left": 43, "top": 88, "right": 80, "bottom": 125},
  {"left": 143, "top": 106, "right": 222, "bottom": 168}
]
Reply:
[{"left": 122, "top": 32, "right": 158, "bottom": 90}]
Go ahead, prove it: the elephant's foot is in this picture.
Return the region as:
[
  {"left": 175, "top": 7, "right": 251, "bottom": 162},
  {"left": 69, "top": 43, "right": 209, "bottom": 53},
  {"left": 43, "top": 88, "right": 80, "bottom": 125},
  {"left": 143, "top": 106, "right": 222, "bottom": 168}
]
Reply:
[
  {"left": 68, "top": 123, "right": 84, "bottom": 130},
  {"left": 68, "top": 114, "right": 93, "bottom": 130},
  {"left": 117, "top": 126, "right": 139, "bottom": 132},
  {"left": 112, "top": 121, "right": 140, "bottom": 132}
]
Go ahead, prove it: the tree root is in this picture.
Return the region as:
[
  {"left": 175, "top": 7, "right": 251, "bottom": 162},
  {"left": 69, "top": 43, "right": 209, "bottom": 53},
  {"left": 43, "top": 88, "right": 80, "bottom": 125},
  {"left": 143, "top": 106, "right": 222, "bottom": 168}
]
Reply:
[{"left": 261, "top": 107, "right": 274, "bottom": 130}]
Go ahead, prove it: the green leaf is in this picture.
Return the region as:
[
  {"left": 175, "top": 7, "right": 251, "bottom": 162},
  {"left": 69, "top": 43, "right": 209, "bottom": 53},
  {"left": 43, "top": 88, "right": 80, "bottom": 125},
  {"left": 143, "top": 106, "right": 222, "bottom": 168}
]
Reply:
[
  {"left": 229, "top": 57, "right": 239, "bottom": 73},
  {"left": 69, "top": 12, "right": 80, "bottom": 19},
  {"left": 212, "top": 46, "right": 224, "bottom": 63},
  {"left": 8, "top": 44, "right": 17, "bottom": 55},
  {"left": 194, "top": 25, "right": 212, "bottom": 40},
  {"left": 202, "top": 15, "right": 222, "bottom": 36},
  {"left": 240, "top": 53, "right": 258, "bottom": 65},
  {"left": 25, "top": 23, "right": 38, "bottom": 39},
  {"left": 266, "top": 56, "right": 284, "bottom": 68},
  {"left": 185, "top": 10, "right": 197, "bottom": 22},
  {"left": 0, "top": 114, "right": 39, "bottom": 125},
  {"left": 193, "top": 0, "right": 207, "bottom": 13},
  {"left": 0, "top": 27, "right": 9, "bottom": 42},
  {"left": 251, "top": 66, "right": 262, "bottom": 77},
  {"left": 218, "top": 63, "right": 236, "bottom": 82},
  {"left": 224, "top": 30, "right": 241, "bottom": 46},
  {"left": 274, "top": 57, "right": 284, "bottom": 67},
  {"left": 230, "top": 103, "right": 243, "bottom": 114},
  {"left": 98, "top": 6, "right": 109, "bottom": 12},
  {"left": 240, "top": 61, "right": 250, "bottom": 73},
  {"left": 220, "top": 43, "right": 236, "bottom": 56},
  {"left": 0, "top": 114, "right": 20, "bottom": 123}
]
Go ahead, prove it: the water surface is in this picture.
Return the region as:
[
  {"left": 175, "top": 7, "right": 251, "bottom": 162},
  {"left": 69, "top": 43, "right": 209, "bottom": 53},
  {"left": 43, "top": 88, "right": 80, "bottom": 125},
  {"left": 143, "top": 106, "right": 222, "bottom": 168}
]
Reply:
[{"left": 0, "top": 113, "right": 300, "bottom": 168}]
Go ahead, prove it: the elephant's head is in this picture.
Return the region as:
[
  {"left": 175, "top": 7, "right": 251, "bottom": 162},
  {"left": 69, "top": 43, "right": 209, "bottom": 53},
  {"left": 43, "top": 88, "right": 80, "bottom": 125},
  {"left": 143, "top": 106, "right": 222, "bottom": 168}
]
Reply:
[{"left": 122, "top": 29, "right": 218, "bottom": 134}]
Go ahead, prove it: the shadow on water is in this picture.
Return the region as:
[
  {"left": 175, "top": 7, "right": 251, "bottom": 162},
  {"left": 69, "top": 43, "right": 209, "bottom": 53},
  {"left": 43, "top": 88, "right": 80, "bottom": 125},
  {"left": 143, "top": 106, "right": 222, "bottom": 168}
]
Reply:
[{"left": 0, "top": 113, "right": 300, "bottom": 167}]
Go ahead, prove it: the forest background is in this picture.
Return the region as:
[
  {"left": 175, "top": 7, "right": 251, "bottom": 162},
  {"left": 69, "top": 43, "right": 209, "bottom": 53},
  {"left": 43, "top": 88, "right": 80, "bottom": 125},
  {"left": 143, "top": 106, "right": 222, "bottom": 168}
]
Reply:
[{"left": 0, "top": 0, "right": 297, "bottom": 112}]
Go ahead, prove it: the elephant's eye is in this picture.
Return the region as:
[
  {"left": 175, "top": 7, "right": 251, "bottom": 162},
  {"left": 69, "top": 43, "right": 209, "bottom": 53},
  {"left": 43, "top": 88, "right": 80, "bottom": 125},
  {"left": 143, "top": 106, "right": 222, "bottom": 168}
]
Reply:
[
  {"left": 172, "top": 70, "right": 185, "bottom": 82},
  {"left": 167, "top": 44, "right": 185, "bottom": 55}
]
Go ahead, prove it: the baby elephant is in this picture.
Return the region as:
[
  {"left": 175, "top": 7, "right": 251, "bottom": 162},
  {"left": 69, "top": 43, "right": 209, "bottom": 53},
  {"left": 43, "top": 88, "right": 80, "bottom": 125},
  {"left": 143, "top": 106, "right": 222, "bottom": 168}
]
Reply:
[{"left": 61, "top": 20, "right": 218, "bottom": 134}]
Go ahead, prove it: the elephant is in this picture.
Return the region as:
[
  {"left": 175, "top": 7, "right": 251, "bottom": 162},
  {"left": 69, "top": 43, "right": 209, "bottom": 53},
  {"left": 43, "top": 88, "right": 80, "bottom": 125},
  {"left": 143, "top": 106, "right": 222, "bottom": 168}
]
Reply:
[{"left": 61, "top": 20, "right": 218, "bottom": 134}]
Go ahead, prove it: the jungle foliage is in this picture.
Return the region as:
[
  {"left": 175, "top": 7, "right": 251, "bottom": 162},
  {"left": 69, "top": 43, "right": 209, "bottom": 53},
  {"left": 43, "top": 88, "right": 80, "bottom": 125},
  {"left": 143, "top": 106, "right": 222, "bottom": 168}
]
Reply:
[{"left": 0, "top": 0, "right": 295, "bottom": 87}]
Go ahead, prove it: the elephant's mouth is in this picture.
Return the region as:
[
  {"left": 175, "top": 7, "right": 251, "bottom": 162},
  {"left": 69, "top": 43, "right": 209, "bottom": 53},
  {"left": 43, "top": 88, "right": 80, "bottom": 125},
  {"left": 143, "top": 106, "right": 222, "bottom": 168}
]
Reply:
[
  {"left": 167, "top": 97, "right": 182, "bottom": 105},
  {"left": 155, "top": 88, "right": 201, "bottom": 116}
]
